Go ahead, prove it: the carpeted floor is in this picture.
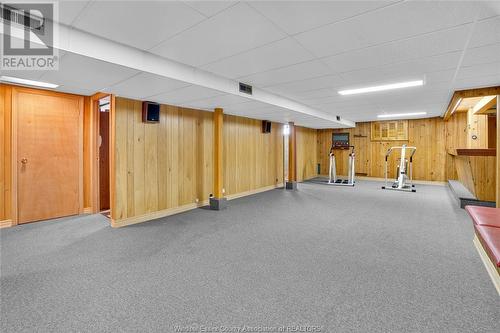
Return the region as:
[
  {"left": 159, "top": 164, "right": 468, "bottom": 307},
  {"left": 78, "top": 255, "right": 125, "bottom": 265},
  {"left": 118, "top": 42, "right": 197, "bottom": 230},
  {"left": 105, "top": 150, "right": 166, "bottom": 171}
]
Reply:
[{"left": 1, "top": 180, "right": 499, "bottom": 332}]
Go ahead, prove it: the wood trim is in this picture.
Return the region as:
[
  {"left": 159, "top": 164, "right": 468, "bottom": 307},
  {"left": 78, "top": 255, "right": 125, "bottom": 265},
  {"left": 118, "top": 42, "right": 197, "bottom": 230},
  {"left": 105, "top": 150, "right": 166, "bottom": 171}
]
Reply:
[
  {"left": 288, "top": 122, "right": 297, "bottom": 182},
  {"left": 109, "top": 94, "right": 116, "bottom": 220},
  {"left": 11, "top": 86, "right": 18, "bottom": 225},
  {"left": 0, "top": 219, "right": 13, "bottom": 229},
  {"left": 2, "top": 85, "right": 13, "bottom": 224},
  {"left": 444, "top": 86, "right": 500, "bottom": 120},
  {"left": 213, "top": 108, "right": 223, "bottom": 198},
  {"left": 473, "top": 95, "right": 497, "bottom": 115},
  {"left": 473, "top": 235, "right": 500, "bottom": 295},
  {"left": 78, "top": 96, "right": 84, "bottom": 214},
  {"left": 449, "top": 148, "right": 496, "bottom": 156}
]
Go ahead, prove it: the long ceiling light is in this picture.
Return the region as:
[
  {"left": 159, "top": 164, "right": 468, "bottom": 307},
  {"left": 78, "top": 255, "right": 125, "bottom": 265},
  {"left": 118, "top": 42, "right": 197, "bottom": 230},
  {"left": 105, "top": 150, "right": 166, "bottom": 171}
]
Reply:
[
  {"left": 338, "top": 80, "right": 424, "bottom": 95},
  {"left": 377, "top": 112, "right": 427, "bottom": 118},
  {"left": 0, "top": 76, "right": 59, "bottom": 89}
]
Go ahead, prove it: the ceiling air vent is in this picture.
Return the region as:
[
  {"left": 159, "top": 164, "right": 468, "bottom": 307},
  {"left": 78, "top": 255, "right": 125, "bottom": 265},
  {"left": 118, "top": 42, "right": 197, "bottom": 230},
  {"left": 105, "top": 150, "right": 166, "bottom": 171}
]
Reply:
[
  {"left": 239, "top": 82, "right": 253, "bottom": 95},
  {"left": 0, "top": 4, "right": 45, "bottom": 32}
]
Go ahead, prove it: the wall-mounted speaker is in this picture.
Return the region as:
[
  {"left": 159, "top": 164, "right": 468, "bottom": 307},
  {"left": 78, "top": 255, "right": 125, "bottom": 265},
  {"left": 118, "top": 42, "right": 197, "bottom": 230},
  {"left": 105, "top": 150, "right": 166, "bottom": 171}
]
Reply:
[
  {"left": 142, "top": 101, "right": 160, "bottom": 123},
  {"left": 262, "top": 120, "right": 272, "bottom": 133}
]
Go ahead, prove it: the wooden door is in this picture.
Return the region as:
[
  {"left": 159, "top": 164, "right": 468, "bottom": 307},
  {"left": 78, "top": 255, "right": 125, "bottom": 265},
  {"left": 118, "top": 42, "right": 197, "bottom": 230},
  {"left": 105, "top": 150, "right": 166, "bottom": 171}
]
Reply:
[
  {"left": 14, "top": 88, "right": 83, "bottom": 224},
  {"left": 99, "top": 110, "right": 110, "bottom": 211},
  {"left": 353, "top": 135, "right": 368, "bottom": 175}
]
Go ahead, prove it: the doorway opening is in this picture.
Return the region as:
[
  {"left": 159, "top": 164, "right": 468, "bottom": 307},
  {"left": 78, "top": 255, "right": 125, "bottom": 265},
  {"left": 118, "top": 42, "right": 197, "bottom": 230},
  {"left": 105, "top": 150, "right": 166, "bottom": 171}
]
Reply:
[{"left": 98, "top": 96, "right": 110, "bottom": 215}]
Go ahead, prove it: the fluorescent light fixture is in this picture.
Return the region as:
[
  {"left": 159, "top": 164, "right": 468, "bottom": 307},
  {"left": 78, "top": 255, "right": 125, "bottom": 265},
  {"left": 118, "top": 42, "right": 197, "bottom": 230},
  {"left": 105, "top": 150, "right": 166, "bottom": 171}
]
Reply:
[
  {"left": 0, "top": 76, "right": 59, "bottom": 89},
  {"left": 450, "top": 97, "right": 462, "bottom": 115},
  {"left": 338, "top": 80, "right": 424, "bottom": 95},
  {"left": 377, "top": 112, "right": 427, "bottom": 118}
]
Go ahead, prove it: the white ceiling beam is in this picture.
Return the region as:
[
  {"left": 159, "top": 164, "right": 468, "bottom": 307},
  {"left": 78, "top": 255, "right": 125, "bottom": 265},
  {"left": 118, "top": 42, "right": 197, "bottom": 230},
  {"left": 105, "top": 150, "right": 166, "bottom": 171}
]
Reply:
[{"left": 2, "top": 23, "right": 354, "bottom": 128}]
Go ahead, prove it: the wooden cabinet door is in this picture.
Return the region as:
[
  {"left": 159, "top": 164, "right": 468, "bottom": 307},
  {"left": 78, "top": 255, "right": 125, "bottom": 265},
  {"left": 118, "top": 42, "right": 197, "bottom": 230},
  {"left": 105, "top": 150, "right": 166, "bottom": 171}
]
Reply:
[{"left": 15, "top": 88, "right": 83, "bottom": 224}]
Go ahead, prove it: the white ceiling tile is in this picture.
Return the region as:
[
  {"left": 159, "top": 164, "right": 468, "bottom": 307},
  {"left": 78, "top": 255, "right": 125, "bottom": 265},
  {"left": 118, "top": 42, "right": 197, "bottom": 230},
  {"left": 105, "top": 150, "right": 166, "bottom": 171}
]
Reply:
[
  {"left": 455, "top": 61, "right": 500, "bottom": 81},
  {"left": 58, "top": 1, "right": 90, "bottom": 26},
  {"left": 424, "top": 69, "right": 456, "bottom": 84},
  {"left": 146, "top": 85, "right": 223, "bottom": 105},
  {"left": 55, "top": 84, "right": 96, "bottom": 96},
  {"left": 0, "top": 70, "right": 45, "bottom": 81},
  {"left": 265, "top": 74, "right": 345, "bottom": 97},
  {"left": 250, "top": 0, "right": 397, "bottom": 35},
  {"left": 478, "top": 2, "right": 500, "bottom": 19},
  {"left": 295, "top": 88, "right": 339, "bottom": 100},
  {"left": 453, "top": 74, "right": 500, "bottom": 90},
  {"left": 104, "top": 72, "right": 190, "bottom": 100},
  {"left": 468, "top": 16, "right": 500, "bottom": 48},
  {"left": 322, "top": 24, "right": 470, "bottom": 73},
  {"left": 72, "top": 1, "right": 206, "bottom": 50},
  {"left": 462, "top": 43, "right": 500, "bottom": 67},
  {"left": 338, "top": 51, "right": 461, "bottom": 87},
  {"left": 150, "top": 3, "right": 286, "bottom": 66},
  {"left": 184, "top": 1, "right": 236, "bottom": 17},
  {"left": 202, "top": 37, "right": 314, "bottom": 78},
  {"left": 238, "top": 60, "right": 333, "bottom": 87},
  {"left": 295, "top": 0, "right": 480, "bottom": 58},
  {"left": 39, "top": 53, "right": 139, "bottom": 91}
]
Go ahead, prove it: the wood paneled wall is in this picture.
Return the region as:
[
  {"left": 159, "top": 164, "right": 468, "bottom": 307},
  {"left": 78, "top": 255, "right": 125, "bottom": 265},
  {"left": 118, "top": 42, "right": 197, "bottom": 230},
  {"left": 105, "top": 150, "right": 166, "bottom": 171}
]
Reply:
[
  {"left": 113, "top": 98, "right": 285, "bottom": 225},
  {"left": 318, "top": 118, "right": 448, "bottom": 181},
  {"left": 446, "top": 109, "right": 497, "bottom": 202},
  {"left": 467, "top": 108, "right": 489, "bottom": 148},
  {"left": 82, "top": 97, "right": 92, "bottom": 211},
  {"left": 444, "top": 112, "right": 468, "bottom": 179},
  {"left": 296, "top": 126, "right": 318, "bottom": 181},
  {"left": 113, "top": 98, "right": 214, "bottom": 223},
  {"left": 222, "top": 115, "right": 283, "bottom": 196},
  {"left": 0, "top": 84, "right": 12, "bottom": 224}
]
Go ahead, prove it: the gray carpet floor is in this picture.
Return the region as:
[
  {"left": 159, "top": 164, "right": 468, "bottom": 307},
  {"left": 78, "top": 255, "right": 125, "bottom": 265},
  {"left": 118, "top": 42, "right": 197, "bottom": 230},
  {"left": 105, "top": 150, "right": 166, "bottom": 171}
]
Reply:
[{"left": 1, "top": 180, "right": 499, "bottom": 332}]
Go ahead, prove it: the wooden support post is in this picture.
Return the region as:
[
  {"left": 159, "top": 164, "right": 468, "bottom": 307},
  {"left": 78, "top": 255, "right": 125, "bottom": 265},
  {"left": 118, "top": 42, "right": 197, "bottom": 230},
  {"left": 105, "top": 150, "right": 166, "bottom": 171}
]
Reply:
[
  {"left": 286, "top": 122, "right": 297, "bottom": 190},
  {"left": 496, "top": 96, "right": 499, "bottom": 208},
  {"left": 210, "top": 108, "right": 226, "bottom": 210}
]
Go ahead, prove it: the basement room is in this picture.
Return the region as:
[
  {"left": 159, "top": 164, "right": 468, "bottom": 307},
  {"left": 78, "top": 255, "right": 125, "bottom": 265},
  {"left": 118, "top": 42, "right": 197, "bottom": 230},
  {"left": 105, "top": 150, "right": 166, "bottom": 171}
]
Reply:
[{"left": 1, "top": 1, "right": 499, "bottom": 332}]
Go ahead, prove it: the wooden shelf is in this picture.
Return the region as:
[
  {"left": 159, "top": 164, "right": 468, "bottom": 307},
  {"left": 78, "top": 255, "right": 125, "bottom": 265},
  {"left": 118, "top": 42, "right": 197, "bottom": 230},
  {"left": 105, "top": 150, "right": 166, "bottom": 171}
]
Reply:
[{"left": 448, "top": 148, "right": 496, "bottom": 156}]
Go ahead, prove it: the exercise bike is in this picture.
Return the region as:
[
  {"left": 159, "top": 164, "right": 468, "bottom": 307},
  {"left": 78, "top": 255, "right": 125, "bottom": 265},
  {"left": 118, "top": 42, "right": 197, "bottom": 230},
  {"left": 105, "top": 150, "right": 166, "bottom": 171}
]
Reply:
[
  {"left": 381, "top": 144, "right": 416, "bottom": 192},
  {"left": 328, "top": 145, "right": 355, "bottom": 186}
]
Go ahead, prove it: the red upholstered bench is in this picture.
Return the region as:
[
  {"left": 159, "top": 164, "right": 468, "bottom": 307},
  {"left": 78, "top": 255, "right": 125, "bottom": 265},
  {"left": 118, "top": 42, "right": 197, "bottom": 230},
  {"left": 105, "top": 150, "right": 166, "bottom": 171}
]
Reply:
[
  {"left": 474, "top": 225, "right": 500, "bottom": 268},
  {"left": 465, "top": 205, "right": 500, "bottom": 294},
  {"left": 465, "top": 206, "right": 500, "bottom": 228}
]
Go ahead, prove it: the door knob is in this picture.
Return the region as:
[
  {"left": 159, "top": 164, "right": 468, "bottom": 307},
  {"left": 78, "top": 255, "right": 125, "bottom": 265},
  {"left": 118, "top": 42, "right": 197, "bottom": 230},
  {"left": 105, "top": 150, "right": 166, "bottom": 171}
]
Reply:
[{"left": 21, "top": 158, "right": 28, "bottom": 165}]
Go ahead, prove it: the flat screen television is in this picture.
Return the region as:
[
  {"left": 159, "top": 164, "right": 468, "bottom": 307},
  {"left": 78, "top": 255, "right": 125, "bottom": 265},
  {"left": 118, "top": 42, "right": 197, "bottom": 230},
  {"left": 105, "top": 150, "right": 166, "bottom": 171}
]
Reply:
[{"left": 332, "top": 133, "right": 349, "bottom": 148}]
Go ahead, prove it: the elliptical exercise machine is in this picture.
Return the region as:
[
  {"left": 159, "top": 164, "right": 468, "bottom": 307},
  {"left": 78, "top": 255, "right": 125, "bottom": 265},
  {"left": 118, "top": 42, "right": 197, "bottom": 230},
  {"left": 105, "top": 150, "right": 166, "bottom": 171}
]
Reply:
[
  {"left": 381, "top": 144, "right": 416, "bottom": 192},
  {"left": 328, "top": 145, "right": 355, "bottom": 186}
]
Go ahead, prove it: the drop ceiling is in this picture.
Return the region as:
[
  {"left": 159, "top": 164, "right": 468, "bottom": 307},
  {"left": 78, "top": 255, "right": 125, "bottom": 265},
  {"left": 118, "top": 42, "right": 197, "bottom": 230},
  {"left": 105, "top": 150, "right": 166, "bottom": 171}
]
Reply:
[{"left": 2, "top": 1, "right": 500, "bottom": 127}]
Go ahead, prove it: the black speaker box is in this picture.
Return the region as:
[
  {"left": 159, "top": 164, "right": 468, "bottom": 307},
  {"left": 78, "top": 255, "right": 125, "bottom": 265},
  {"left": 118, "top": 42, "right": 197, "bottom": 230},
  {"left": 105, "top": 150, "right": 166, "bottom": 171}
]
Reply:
[
  {"left": 262, "top": 120, "right": 271, "bottom": 133},
  {"left": 142, "top": 101, "right": 160, "bottom": 123}
]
